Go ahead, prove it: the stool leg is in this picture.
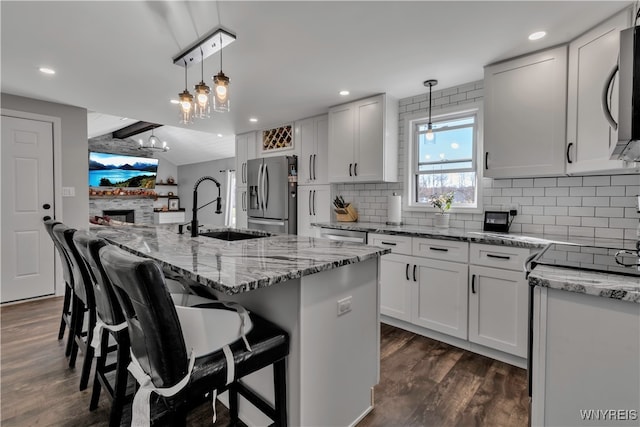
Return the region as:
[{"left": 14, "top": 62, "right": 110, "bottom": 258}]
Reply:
[
  {"left": 66, "top": 296, "right": 80, "bottom": 359},
  {"left": 79, "top": 307, "right": 97, "bottom": 390},
  {"left": 109, "top": 332, "right": 130, "bottom": 427},
  {"left": 273, "top": 359, "right": 287, "bottom": 427},
  {"left": 69, "top": 297, "right": 85, "bottom": 368},
  {"left": 58, "top": 283, "right": 72, "bottom": 340},
  {"left": 90, "top": 330, "right": 108, "bottom": 411},
  {"left": 229, "top": 383, "right": 239, "bottom": 425}
]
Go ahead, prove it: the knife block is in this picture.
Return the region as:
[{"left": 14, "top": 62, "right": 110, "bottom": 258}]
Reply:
[{"left": 335, "top": 204, "right": 358, "bottom": 222}]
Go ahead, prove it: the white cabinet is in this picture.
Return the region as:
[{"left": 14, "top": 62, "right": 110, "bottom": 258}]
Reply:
[
  {"left": 566, "top": 8, "right": 634, "bottom": 174},
  {"left": 328, "top": 94, "right": 398, "bottom": 183},
  {"left": 297, "top": 115, "right": 328, "bottom": 185},
  {"left": 468, "top": 244, "right": 530, "bottom": 358},
  {"left": 412, "top": 257, "right": 469, "bottom": 340},
  {"left": 297, "top": 185, "right": 330, "bottom": 237},
  {"left": 484, "top": 46, "right": 567, "bottom": 178},
  {"left": 379, "top": 254, "right": 413, "bottom": 322},
  {"left": 236, "top": 187, "right": 247, "bottom": 228},
  {"left": 235, "top": 131, "right": 257, "bottom": 188}
]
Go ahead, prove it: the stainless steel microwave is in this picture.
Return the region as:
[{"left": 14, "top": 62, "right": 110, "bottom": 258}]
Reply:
[{"left": 608, "top": 25, "right": 640, "bottom": 161}]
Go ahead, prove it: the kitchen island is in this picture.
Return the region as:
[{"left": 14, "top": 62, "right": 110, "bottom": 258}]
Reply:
[{"left": 95, "top": 224, "right": 390, "bottom": 427}]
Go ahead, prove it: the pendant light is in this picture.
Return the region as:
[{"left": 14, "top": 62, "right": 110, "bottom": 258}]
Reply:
[
  {"left": 178, "top": 59, "right": 194, "bottom": 124},
  {"left": 213, "top": 33, "right": 230, "bottom": 113},
  {"left": 423, "top": 79, "right": 438, "bottom": 141},
  {"left": 194, "top": 48, "right": 211, "bottom": 119},
  {"left": 138, "top": 128, "right": 170, "bottom": 152}
]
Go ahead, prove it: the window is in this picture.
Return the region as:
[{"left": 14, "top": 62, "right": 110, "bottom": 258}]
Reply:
[{"left": 407, "top": 103, "right": 482, "bottom": 211}]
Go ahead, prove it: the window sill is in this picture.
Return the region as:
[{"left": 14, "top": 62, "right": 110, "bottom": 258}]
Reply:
[{"left": 404, "top": 204, "right": 484, "bottom": 215}]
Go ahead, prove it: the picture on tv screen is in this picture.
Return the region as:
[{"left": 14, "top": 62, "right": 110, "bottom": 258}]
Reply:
[{"left": 89, "top": 152, "right": 159, "bottom": 188}]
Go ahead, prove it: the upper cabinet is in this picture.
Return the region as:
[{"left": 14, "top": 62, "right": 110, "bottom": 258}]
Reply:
[
  {"left": 484, "top": 46, "right": 568, "bottom": 178},
  {"left": 328, "top": 94, "right": 398, "bottom": 183},
  {"left": 297, "top": 115, "right": 329, "bottom": 185},
  {"left": 566, "top": 7, "right": 635, "bottom": 174},
  {"left": 235, "top": 131, "right": 257, "bottom": 188}
]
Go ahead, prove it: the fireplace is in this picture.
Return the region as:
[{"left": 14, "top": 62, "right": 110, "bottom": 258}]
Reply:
[{"left": 103, "top": 209, "right": 135, "bottom": 223}]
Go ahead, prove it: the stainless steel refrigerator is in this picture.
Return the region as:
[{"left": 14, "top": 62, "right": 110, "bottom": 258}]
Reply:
[{"left": 247, "top": 155, "right": 297, "bottom": 234}]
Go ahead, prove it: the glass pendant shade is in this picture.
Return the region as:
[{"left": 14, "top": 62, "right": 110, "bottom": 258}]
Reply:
[
  {"left": 213, "top": 71, "right": 230, "bottom": 113},
  {"left": 426, "top": 124, "right": 434, "bottom": 141},
  {"left": 178, "top": 89, "right": 194, "bottom": 124},
  {"left": 194, "top": 81, "right": 211, "bottom": 119}
]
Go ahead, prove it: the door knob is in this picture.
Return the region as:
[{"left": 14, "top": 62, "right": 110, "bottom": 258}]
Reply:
[
  {"left": 43, "top": 216, "right": 52, "bottom": 221},
  {"left": 42, "top": 203, "right": 51, "bottom": 209}
]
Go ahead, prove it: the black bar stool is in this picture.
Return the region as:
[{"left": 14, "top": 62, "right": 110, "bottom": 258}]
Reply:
[
  {"left": 43, "top": 219, "right": 74, "bottom": 354},
  {"left": 73, "top": 231, "right": 132, "bottom": 427},
  {"left": 99, "top": 245, "right": 289, "bottom": 426},
  {"left": 52, "top": 223, "right": 96, "bottom": 391}
]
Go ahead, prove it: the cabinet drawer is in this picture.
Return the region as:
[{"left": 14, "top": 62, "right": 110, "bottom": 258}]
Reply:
[
  {"left": 470, "top": 243, "right": 531, "bottom": 271},
  {"left": 412, "top": 238, "right": 469, "bottom": 263},
  {"left": 368, "top": 233, "right": 412, "bottom": 255}
]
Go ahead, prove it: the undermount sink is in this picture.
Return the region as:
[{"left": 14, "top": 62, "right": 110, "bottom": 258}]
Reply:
[{"left": 199, "top": 230, "right": 269, "bottom": 241}]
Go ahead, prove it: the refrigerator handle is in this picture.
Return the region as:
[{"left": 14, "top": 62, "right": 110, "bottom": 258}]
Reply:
[
  {"left": 264, "top": 164, "right": 270, "bottom": 210},
  {"left": 312, "top": 190, "right": 316, "bottom": 216},
  {"left": 257, "top": 163, "right": 263, "bottom": 209},
  {"left": 309, "top": 190, "right": 312, "bottom": 216}
]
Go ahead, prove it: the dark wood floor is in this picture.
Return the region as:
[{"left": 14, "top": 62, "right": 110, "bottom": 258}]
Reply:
[{"left": 1, "top": 297, "right": 529, "bottom": 426}]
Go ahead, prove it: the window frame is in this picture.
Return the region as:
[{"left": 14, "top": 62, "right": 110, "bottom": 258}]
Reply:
[{"left": 404, "top": 101, "right": 484, "bottom": 213}]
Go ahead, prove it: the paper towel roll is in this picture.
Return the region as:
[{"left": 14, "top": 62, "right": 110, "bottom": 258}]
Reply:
[{"left": 387, "top": 193, "right": 402, "bottom": 225}]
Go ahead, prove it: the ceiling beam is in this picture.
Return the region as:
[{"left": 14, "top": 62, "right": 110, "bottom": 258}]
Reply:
[{"left": 112, "top": 121, "right": 162, "bottom": 140}]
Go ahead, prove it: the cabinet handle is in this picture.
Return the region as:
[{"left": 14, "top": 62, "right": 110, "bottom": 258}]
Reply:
[
  {"left": 313, "top": 190, "right": 316, "bottom": 216},
  {"left": 380, "top": 241, "right": 397, "bottom": 246},
  {"left": 406, "top": 264, "right": 410, "bottom": 281},
  {"left": 429, "top": 247, "right": 449, "bottom": 252},
  {"left": 413, "top": 264, "right": 417, "bottom": 282},
  {"left": 485, "top": 152, "right": 489, "bottom": 170},
  {"left": 487, "top": 253, "right": 511, "bottom": 260},
  {"left": 243, "top": 163, "right": 246, "bottom": 184},
  {"left": 313, "top": 154, "right": 317, "bottom": 181},
  {"left": 349, "top": 163, "right": 353, "bottom": 177},
  {"left": 471, "top": 274, "right": 476, "bottom": 294},
  {"left": 309, "top": 155, "right": 313, "bottom": 181},
  {"left": 354, "top": 163, "right": 358, "bottom": 176},
  {"left": 309, "top": 190, "right": 313, "bottom": 216},
  {"left": 566, "top": 142, "right": 573, "bottom": 164}
]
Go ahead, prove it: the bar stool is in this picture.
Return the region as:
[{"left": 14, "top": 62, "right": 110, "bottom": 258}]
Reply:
[
  {"left": 73, "top": 231, "right": 131, "bottom": 427},
  {"left": 52, "top": 223, "right": 96, "bottom": 391},
  {"left": 43, "top": 219, "right": 74, "bottom": 354},
  {"left": 99, "top": 245, "right": 290, "bottom": 426}
]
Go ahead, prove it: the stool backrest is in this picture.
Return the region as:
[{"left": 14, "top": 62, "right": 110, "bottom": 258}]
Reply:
[
  {"left": 73, "top": 231, "right": 125, "bottom": 327},
  {"left": 99, "top": 245, "right": 189, "bottom": 389},
  {"left": 44, "top": 219, "right": 72, "bottom": 286},
  {"left": 52, "top": 223, "right": 94, "bottom": 307}
]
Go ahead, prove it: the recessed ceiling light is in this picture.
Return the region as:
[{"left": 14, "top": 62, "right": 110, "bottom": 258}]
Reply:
[
  {"left": 217, "top": 133, "right": 223, "bottom": 137},
  {"left": 339, "top": 90, "right": 350, "bottom": 96},
  {"left": 39, "top": 67, "right": 55, "bottom": 75},
  {"left": 249, "top": 117, "right": 258, "bottom": 123},
  {"left": 120, "top": 117, "right": 129, "bottom": 121},
  {"left": 528, "top": 31, "right": 546, "bottom": 41},
  {"left": 170, "top": 99, "right": 180, "bottom": 104}
]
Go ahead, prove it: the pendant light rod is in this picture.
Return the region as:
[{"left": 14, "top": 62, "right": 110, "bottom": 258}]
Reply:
[
  {"left": 424, "top": 79, "right": 438, "bottom": 124},
  {"left": 172, "top": 27, "right": 236, "bottom": 68}
]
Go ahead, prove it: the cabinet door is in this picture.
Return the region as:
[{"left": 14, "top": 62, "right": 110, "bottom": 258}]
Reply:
[
  {"left": 379, "top": 254, "right": 413, "bottom": 322},
  {"left": 297, "top": 186, "right": 313, "bottom": 237},
  {"left": 236, "top": 188, "right": 247, "bottom": 228},
  {"left": 312, "top": 185, "right": 331, "bottom": 224},
  {"left": 484, "top": 46, "right": 567, "bottom": 178},
  {"left": 328, "top": 104, "right": 355, "bottom": 182},
  {"left": 297, "top": 117, "right": 315, "bottom": 185},
  {"left": 566, "top": 9, "right": 632, "bottom": 174},
  {"left": 354, "top": 95, "right": 383, "bottom": 182},
  {"left": 236, "top": 134, "right": 248, "bottom": 186},
  {"left": 314, "top": 115, "right": 329, "bottom": 185},
  {"left": 412, "top": 258, "right": 468, "bottom": 339},
  {"left": 468, "top": 265, "right": 528, "bottom": 357}
]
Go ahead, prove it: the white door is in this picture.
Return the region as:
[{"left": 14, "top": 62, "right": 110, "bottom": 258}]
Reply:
[
  {"left": 328, "top": 104, "right": 355, "bottom": 182},
  {"left": 1, "top": 115, "right": 55, "bottom": 302}
]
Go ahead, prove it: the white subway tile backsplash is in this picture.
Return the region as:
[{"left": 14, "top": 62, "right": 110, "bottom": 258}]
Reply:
[
  {"left": 556, "top": 197, "right": 582, "bottom": 207},
  {"left": 545, "top": 187, "right": 569, "bottom": 197},
  {"left": 556, "top": 216, "right": 581, "bottom": 226},
  {"left": 523, "top": 188, "right": 545, "bottom": 197},
  {"left": 534, "top": 178, "right": 557, "bottom": 187},
  {"left": 544, "top": 225, "right": 568, "bottom": 235},
  {"left": 522, "top": 224, "right": 545, "bottom": 234},
  {"left": 557, "top": 177, "right": 583, "bottom": 187},
  {"left": 611, "top": 175, "right": 640, "bottom": 186},
  {"left": 595, "top": 228, "right": 623, "bottom": 239},
  {"left": 568, "top": 207, "right": 596, "bottom": 217},
  {"left": 532, "top": 215, "right": 556, "bottom": 225},
  {"left": 544, "top": 206, "right": 568, "bottom": 216},
  {"left": 533, "top": 196, "right": 557, "bottom": 206},
  {"left": 512, "top": 178, "right": 534, "bottom": 188},
  {"left": 569, "top": 186, "right": 596, "bottom": 197},
  {"left": 581, "top": 197, "right": 610, "bottom": 207},
  {"left": 502, "top": 188, "right": 523, "bottom": 197},
  {"left": 626, "top": 186, "right": 640, "bottom": 196},
  {"left": 583, "top": 176, "right": 611, "bottom": 186},
  {"left": 597, "top": 186, "right": 625, "bottom": 196},
  {"left": 581, "top": 217, "right": 608, "bottom": 228},
  {"left": 568, "top": 226, "right": 595, "bottom": 237},
  {"left": 493, "top": 179, "right": 513, "bottom": 188},
  {"left": 522, "top": 206, "right": 544, "bottom": 215},
  {"left": 609, "top": 218, "right": 639, "bottom": 229},
  {"left": 610, "top": 196, "right": 636, "bottom": 207},
  {"left": 624, "top": 207, "right": 639, "bottom": 218},
  {"left": 595, "top": 207, "right": 624, "bottom": 218}
]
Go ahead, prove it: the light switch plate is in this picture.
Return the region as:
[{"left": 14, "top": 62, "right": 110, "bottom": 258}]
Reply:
[
  {"left": 337, "top": 296, "right": 352, "bottom": 316},
  {"left": 62, "top": 187, "right": 75, "bottom": 197}
]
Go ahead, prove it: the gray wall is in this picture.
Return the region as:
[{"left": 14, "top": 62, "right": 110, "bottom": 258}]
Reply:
[
  {"left": 334, "top": 81, "right": 640, "bottom": 240},
  {"left": 178, "top": 157, "right": 235, "bottom": 228},
  {"left": 2, "top": 93, "right": 89, "bottom": 229}
]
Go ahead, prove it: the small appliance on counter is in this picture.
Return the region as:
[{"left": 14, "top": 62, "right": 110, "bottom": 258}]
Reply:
[{"left": 483, "top": 211, "right": 512, "bottom": 232}]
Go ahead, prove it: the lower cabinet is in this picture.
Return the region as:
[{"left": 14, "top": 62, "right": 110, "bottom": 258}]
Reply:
[
  {"left": 297, "top": 185, "right": 330, "bottom": 237},
  {"left": 236, "top": 188, "right": 247, "bottom": 228},
  {"left": 468, "top": 265, "right": 528, "bottom": 358},
  {"left": 412, "top": 257, "right": 468, "bottom": 340},
  {"left": 379, "top": 254, "right": 413, "bottom": 322}
]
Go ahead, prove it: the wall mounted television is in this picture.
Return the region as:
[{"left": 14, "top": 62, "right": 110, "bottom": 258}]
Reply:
[{"left": 89, "top": 152, "right": 159, "bottom": 188}]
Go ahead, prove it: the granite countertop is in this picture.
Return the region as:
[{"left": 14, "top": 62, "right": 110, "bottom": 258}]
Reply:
[
  {"left": 94, "top": 225, "right": 390, "bottom": 295},
  {"left": 528, "top": 265, "right": 640, "bottom": 304},
  {"left": 312, "top": 221, "right": 633, "bottom": 249}
]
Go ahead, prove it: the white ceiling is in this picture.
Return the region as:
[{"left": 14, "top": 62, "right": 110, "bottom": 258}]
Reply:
[{"left": 1, "top": 1, "right": 633, "bottom": 165}]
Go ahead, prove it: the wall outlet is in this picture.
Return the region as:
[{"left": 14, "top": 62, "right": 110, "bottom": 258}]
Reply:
[{"left": 337, "top": 296, "right": 352, "bottom": 316}]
